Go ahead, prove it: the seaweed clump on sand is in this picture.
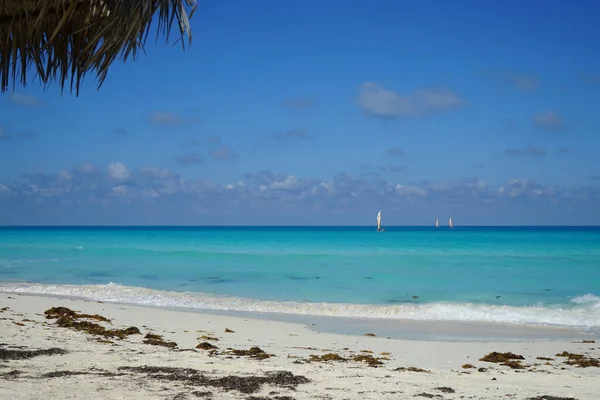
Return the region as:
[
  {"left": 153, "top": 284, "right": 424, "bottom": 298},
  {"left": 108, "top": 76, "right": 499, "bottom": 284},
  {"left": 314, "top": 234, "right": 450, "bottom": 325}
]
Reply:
[
  {"left": 555, "top": 351, "right": 600, "bottom": 368},
  {"left": 480, "top": 352, "right": 527, "bottom": 369},
  {"left": 117, "top": 366, "right": 309, "bottom": 394},
  {"left": 41, "top": 370, "right": 125, "bottom": 378},
  {"left": 351, "top": 354, "right": 384, "bottom": 367},
  {"left": 0, "top": 370, "right": 23, "bottom": 379},
  {"left": 199, "top": 335, "right": 219, "bottom": 341},
  {"left": 527, "top": 396, "right": 579, "bottom": 400},
  {"left": 435, "top": 387, "right": 456, "bottom": 393},
  {"left": 0, "top": 346, "right": 67, "bottom": 361},
  {"left": 228, "top": 347, "right": 272, "bottom": 360},
  {"left": 143, "top": 333, "right": 178, "bottom": 349},
  {"left": 462, "top": 363, "right": 475, "bottom": 369},
  {"left": 393, "top": 366, "right": 430, "bottom": 373},
  {"left": 480, "top": 352, "right": 524, "bottom": 363},
  {"left": 196, "top": 342, "right": 218, "bottom": 351},
  {"left": 414, "top": 393, "right": 440, "bottom": 398},
  {"left": 308, "top": 353, "right": 346, "bottom": 362},
  {"left": 45, "top": 307, "right": 110, "bottom": 322},
  {"left": 44, "top": 307, "right": 140, "bottom": 339}
]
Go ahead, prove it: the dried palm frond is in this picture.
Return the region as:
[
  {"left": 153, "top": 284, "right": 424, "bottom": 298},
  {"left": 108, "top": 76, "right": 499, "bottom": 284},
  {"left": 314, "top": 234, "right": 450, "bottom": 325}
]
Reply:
[{"left": 0, "top": 0, "right": 197, "bottom": 95}]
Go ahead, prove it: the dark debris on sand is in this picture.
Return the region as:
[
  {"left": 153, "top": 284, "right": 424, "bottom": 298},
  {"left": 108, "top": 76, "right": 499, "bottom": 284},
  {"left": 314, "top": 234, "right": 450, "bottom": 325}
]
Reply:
[
  {"left": 394, "top": 366, "right": 430, "bottom": 373},
  {"left": 0, "top": 347, "right": 67, "bottom": 361},
  {"left": 414, "top": 393, "right": 441, "bottom": 398},
  {"left": 44, "top": 307, "right": 141, "bottom": 339},
  {"left": 527, "top": 396, "right": 579, "bottom": 400},
  {"left": 41, "top": 370, "right": 126, "bottom": 378},
  {"left": 227, "top": 347, "right": 272, "bottom": 360},
  {"left": 480, "top": 351, "right": 527, "bottom": 369},
  {"left": 434, "top": 386, "right": 455, "bottom": 393},
  {"left": 196, "top": 342, "right": 218, "bottom": 351},
  {"left": 118, "top": 366, "right": 309, "bottom": 394},
  {"left": 555, "top": 351, "right": 600, "bottom": 368},
  {"left": 143, "top": 333, "right": 178, "bottom": 349},
  {"left": 0, "top": 370, "right": 23, "bottom": 379}
]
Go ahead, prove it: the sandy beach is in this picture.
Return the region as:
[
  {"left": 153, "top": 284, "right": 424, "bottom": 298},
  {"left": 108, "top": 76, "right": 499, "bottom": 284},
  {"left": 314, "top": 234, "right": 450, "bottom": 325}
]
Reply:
[{"left": 1, "top": 292, "right": 598, "bottom": 400}]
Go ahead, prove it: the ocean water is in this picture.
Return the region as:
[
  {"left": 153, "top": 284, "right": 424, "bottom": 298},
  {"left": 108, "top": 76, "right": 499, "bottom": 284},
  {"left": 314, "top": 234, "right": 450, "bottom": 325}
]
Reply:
[{"left": 0, "top": 226, "right": 599, "bottom": 330}]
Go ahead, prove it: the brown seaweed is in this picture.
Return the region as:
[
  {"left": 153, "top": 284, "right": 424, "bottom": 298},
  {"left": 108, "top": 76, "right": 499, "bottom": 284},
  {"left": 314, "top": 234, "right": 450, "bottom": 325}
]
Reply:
[
  {"left": 479, "top": 352, "right": 524, "bottom": 363},
  {"left": 0, "top": 347, "right": 67, "bottom": 361},
  {"left": 143, "top": 333, "right": 178, "bottom": 349},
  {"left": 555, "top": 351, "right": 599, "bottom": 368},
  {"left": 117, "top": 366, "right": 309, "bottom": 394},
  {"left": 196, "top": 342, "right": 218, "bottom": 350},
  {"left": 393, "top": 366, "right": 429, "bottom": 373},
  {"left": 44, "top": 307, "right": 140, "bottom": 339},
  {"left": 227, "top": 347, "right": 272, "bottom": 360}
]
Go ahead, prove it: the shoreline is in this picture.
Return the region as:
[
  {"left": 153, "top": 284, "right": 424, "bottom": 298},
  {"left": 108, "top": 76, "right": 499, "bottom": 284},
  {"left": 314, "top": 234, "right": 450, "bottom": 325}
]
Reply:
[
  {"left": 2, "top": 289, "right": 598, "bottom": 343},
  {"left": 2, "top": 292, "right": 600, "bottom": 399}
]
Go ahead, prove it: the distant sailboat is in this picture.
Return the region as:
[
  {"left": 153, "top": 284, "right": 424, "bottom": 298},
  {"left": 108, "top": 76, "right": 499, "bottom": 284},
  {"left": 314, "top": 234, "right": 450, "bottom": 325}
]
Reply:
[
  {"left": 435, "top": 218, "right": 439, "bottom": 228},
  {"left": 449, "top": 217, "right": 454, "bottom": 229},
  {"left": 377, "top": 210, "right": 384, "bottom": 232}
]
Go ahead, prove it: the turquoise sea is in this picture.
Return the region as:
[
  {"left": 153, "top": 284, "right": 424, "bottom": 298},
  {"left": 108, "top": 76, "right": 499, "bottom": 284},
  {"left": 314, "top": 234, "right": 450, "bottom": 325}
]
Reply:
[{"left": 0, "top": 226, "right": 599, "bottom": 330}]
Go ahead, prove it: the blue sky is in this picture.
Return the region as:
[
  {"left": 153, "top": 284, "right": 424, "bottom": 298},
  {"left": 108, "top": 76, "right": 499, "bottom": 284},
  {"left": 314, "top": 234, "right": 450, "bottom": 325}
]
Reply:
[{"left": 1, "top": 0, "right": 599, "bottom": 225}]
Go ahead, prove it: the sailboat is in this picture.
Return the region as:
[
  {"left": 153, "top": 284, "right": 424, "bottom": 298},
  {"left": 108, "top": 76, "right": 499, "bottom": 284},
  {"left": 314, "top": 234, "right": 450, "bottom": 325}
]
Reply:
[
  {"left": 377, "top": 210, "right": 384, "bottom": 232},
  {"left": 435, "top": 218, "right": 439, "bottom": 228},
  {"left": 449, "top": 217, "right": 454, "bottom": 229}
]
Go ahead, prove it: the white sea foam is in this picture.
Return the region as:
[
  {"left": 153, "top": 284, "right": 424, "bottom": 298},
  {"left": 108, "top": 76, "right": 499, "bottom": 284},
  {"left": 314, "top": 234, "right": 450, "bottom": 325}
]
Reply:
[{"left": 1, "top": 282, "right": 599, "bottom": 328}]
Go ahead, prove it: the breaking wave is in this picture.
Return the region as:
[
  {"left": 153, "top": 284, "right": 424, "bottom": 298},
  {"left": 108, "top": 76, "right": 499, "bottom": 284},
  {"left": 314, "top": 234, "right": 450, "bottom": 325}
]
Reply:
[{"left": 1, "top": 282, "right": 599, "bottom": 328}]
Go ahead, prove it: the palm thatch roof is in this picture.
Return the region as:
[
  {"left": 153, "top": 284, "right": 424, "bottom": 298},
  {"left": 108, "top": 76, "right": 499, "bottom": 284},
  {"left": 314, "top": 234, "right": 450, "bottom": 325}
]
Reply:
[{"left": 0, "top": 0, "right": 197, "bottom": 95}]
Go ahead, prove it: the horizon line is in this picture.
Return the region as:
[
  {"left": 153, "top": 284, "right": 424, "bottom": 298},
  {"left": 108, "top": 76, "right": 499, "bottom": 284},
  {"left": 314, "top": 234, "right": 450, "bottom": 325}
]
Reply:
[{"left": 1, "top": 225, "right": 600, "bottom": 228}]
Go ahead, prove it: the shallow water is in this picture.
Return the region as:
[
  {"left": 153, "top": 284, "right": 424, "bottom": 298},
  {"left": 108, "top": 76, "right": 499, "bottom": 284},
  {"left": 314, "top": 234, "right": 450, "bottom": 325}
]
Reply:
[{"left": 1, "top": 226, "right": 599, "bottom": 329}]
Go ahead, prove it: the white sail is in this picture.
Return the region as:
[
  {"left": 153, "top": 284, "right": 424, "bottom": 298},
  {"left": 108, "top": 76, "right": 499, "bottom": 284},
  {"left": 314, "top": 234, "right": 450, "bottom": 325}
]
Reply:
[
  {"left": 449, "top": 217, "right": 453, "bottom": 229},
  {"left": 377, "top": 210, "right": 382, "bottom": 231},
  {"left": 435, "top": 218, "right": 439, "bottom": 228}
]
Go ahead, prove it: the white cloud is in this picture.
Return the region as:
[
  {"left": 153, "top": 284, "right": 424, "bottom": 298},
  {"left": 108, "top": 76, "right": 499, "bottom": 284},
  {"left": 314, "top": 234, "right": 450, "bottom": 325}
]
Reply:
[
  {"left": 357, "top": 82, "right": 463, "bottom": 118},
  {"left": 108, "top": 162, "right": 131, "bottom": 181},
  {"left": 395, "top": 184, "right": 427, "bottom": 197}
]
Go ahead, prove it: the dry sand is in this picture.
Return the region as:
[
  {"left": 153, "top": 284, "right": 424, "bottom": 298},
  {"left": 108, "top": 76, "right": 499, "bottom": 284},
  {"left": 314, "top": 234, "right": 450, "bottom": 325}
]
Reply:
[{"left": 1, "top": 292, "right": 598, "bottom": 399}]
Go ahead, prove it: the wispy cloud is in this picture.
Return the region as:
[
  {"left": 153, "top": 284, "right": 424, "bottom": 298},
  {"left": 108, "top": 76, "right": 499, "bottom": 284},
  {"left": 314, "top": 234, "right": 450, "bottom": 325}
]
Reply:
[
  {"left": 385, "top": 148, "right": 404, "bottom": 157},
  {"left": 8, "top": 93, "right": 41, "bottom": 107},
  {"left": 0, "top": 126, "right": 36, "bottom": 141},
  {"left": 281, "top": 98, "right": 314, "bottom": 109},
  {"left": 208, "top": 135, "right": 222, "bottom": 144},
  {"left": 149, "top": 112, "right": 200, "bottom": 126},
  {"left": 580, "top": 72, "right": 600, "bottom": 85},
  {"left": 502, "top": 73, "right": 539, "bottom": 91},
  {"left": 502, "top": 118, "right": 519, "bottom": 129},
  {"left": 276, "top": 129, "right": 312, "bottom": 142},
  {"left": 555, "top": 148, "right": 570, "bottom": 157},
  {"left": 356, "top": 82, "right": 464, "bottom": 118},
  {"left": 209, "top": 146, "right": 238, "bottom": 162},
  {"left": 175, "top": 153, "right": 204, "bottom": 166},
  {"left": 534, "top": 110, "right": 563, "bottom": 132},
  {"left": 481, "top": 71, "right": 540, "bottom": 92},
  {"left": 504, "top": 146, "right": 547, "bottom": 157},
  {"left": 378, "top": 163, "right": 406, "bottom": 173}
]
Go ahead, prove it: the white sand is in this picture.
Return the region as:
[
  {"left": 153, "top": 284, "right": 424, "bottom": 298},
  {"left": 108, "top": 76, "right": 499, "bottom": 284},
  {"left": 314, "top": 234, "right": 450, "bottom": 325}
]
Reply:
[{"left": 1, "top": 292, "right": 598, "bottom": 399}]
